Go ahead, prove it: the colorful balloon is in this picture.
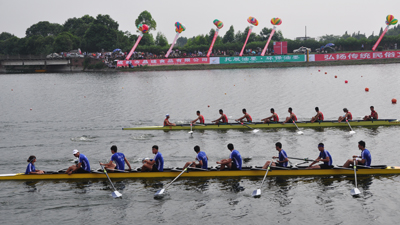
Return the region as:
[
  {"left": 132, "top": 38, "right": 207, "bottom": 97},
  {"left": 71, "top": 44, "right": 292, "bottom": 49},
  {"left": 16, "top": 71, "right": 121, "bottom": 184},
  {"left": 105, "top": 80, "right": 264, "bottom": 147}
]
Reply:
[
  {"left": 271, "top": 18, "right": 282, "bottom": 26},
  {"left": 175, "top": 22, "right": 186, "bottom": 33},
  {"left": 247, "top": 17, "right": 259, "bottom": 26},
  {"left": 386, "top": 15, "right": 398, "bottom": 25},
  {"left": 138, "top": 24, "right": 149, "bottom": 34},
  {"left": 213, "top": 19, "right": 224, "bottom": 29}
]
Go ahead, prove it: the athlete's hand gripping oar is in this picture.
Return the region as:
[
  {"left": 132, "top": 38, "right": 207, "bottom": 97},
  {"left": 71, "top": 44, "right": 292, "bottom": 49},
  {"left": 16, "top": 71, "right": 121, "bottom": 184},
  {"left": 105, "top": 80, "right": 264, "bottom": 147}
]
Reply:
[
  {"left": 346, "top": 120, "right": 356, "bottom": 134},
  {"left": 154, "top": 163, "right": 193, "bottom": 199},
  {"left": 292, "top": 120, "right": 303, "bottom": 135},
  {"left": 99, "top": 162, "right": 122, "bottom": 198},
  {"left": 351, "top": 159, "right": 361, "bottom": 196},
  {"left": 252, "top": 160, "right": 273, "bottom": 198}
]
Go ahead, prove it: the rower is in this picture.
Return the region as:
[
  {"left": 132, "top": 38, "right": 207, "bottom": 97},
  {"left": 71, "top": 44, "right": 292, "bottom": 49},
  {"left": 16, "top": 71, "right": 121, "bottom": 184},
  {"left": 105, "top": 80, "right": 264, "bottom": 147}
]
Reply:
[
  {"left": 262, "top": 142, "right": 288, "bottom": 169},
  {"left": 310, "top": 107, "right": 324, "bottom": 123},
  {"left": 338, "top": 108, "right": 352, "bottom": 122},
  {"left": 282, "top": 107, "right": 297, "bottom": 125},
  {"left": 100, "top": 145, "right": 132, "bottom": 171},
  {"left": 164, "top": 114, "right": 176, "bottom": 126},
  {"left": 142, "top": 145, "right": 164, "bottom": 172},
  {"left": 212, "top": 109, "right": 228, "bottom": 125},
  {"left": 363, "top": 106, "right": 378, "bottom": 121},
  {"left": 343, "top": 140, "right": 371, "bottom": 168},
  {"left": 261, "top": 108, "right": 279, "bottom": 123},
  {"left": 306, "top": 143, "right": 333, "bottom": 169},
  {"left": 191, "top": 110, "right": 205, "bottom": 124},
  {"left": 235, "top": 108, "right": 252, "bottom": 123},
  {"left": 25, "top": 155, "right": 45, "bottom": 175},
  {"left": 183, "top": 145, "right": 208, "bottom": 170},
  {"left": 216, "top": 143, "right": 242, "bottom": 170},
  {"left": 66, "top": 149, "right": 91, "bottom": 175}
]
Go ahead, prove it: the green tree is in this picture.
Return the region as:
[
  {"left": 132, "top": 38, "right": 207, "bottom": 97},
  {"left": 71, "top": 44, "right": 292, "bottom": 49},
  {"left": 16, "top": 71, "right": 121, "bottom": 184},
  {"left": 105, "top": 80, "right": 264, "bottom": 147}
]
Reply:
[
  {"left": 222, "top": 25, "right": 235, "bottom": 43},
  {"left": 0, "top": 32, "right": 14, "bottom": 41},
  {"left": 135, "top": 10, "right": 157, "bottom": 31},
  {"left": 319, "top": 34, "right": 340, "bottom": 42},
  {"left": 342, "top": 31, "right": 350, "bottom": 39},
  {"left": 63, "top": 15, "right": 95, "bottom": 38},
  {"left": 83, "top": 14, "right": 119, "bottom": 51},
  {"left": 26, "top": 21, "right": 63, "bottom": 37},
  {"left": 54, "top": 32, "right": 80, "bottom": 52},
  {"left": 176, "top": 37, "right": 187, "bottom": 47},
  {"left": 155, "top": 32, "right": 168, "bottom": 46}
]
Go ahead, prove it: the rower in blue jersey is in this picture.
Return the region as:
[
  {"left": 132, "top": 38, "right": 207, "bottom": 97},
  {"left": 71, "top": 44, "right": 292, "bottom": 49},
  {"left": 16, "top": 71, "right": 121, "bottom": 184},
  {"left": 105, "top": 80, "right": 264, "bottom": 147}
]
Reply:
[
  {"left": 343, "top": 140, "right": 372, "bottom": 168},
  {"left": 216, "top": 143, "right": 242, "bottom": 170},
  {"left": 183, "top": 145, "right": 208, "bottom": 169},
  {"left": 142, "top": 145, "right": 164, "bottom": 172},
  {"left": 262, "top": 142, "right": 288, "bottom": 169},
  {"left": 307, "top": 143, "right": 333, "bottom": 169},
  {"left": 25, "top": 155, "right": 45, "bottom": 175},
  {"left": 100, "top": 145, "right": 132, "bottom": 171},
  {"left": 66, "top": 149, "right": 91, "bottom": 175}
]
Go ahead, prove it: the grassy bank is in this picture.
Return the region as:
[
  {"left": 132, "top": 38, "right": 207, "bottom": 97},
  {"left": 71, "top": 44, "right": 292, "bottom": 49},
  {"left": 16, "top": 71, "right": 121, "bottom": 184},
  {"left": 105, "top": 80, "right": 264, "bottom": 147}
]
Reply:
[{"left": 117, "top": 58, "right": 400, "bottom": 72}]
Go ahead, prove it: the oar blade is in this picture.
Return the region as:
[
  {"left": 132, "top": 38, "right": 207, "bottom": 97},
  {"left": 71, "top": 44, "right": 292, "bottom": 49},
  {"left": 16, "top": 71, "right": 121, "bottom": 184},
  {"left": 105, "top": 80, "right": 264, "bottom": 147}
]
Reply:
[
  {"left": 112, "top": 191, "right": 122, "bottom": 198},
  {"left": 351, "top": 188, "right": 361, "bottom": 196},
  {"left": 252, "top": 189, "right": 261, "bottom": 198},
  {"left": 154, "top": 188, "right": 165, "bottom": 199}
]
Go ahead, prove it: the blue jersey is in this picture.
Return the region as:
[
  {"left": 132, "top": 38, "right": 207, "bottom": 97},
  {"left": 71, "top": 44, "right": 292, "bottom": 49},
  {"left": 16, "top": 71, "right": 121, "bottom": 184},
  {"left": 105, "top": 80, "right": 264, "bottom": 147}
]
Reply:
[
  {"left": 230, "top": 150, "right": 242, "bottom": 170},
  {"left": 25, "top": 163, "right": 35, "bottom": 174},
  {"left": 196, "top": 151, "right": 208, "bottom": 169},
  {"left": 79, "top": 153, "right": 91, "bottom": 172},
  {"left": 111, "top": 152, "right": 126, "bottom": 170},
  {"left": 361, "top": 149, "right": 371, "bottom": 167},
  {"left": 319, "top": 149, "right": 332, "bottom": 166},
  {"left": 278, "top": 149, "right": 288, "bottom": 167},
  {"left": 153, "top": 152, "right": 164, "bottom": 172}
]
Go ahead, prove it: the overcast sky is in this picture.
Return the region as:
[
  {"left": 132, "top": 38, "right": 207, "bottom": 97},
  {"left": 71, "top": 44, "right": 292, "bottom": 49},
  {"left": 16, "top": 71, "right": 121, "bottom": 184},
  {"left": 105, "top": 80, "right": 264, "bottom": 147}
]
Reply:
[{"left": 1, "top": 0, "right": 399, "bottom": 42}]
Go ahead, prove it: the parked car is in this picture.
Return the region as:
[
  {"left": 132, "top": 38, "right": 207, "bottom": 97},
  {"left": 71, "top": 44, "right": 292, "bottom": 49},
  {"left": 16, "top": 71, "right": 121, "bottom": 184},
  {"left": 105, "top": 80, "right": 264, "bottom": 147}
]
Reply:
[
  {"left": 46, "top": 53, "right": 62, "bottom": 58},
  {"left": 66, "top": 53, "right": 84, "bottom": 58},
  {"left": 293, "top": 47, "right": 311, "bottom": 54}
]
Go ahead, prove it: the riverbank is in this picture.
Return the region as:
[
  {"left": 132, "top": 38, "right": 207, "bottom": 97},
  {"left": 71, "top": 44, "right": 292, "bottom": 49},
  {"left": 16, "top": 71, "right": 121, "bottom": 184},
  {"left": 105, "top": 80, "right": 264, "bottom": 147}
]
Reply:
[{"left": 117, "top": 57, "right": 400, "bottom": 72}]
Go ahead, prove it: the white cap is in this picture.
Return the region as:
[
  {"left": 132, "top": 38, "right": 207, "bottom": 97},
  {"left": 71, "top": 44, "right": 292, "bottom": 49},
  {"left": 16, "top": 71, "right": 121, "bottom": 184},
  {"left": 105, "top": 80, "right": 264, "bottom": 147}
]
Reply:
[
  {"left": 166, "top": 114, "right": 169, "bottom": 118},
  {"left": 72, "top": 149, "right": 79, "bottom": 155}
]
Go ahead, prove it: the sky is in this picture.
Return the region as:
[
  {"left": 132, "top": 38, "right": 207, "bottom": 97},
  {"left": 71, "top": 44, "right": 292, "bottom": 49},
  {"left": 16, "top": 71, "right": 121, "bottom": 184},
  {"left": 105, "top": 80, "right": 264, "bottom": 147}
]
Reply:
[{"left": 1, "top": 0, "right": 399, "bottom": 43}]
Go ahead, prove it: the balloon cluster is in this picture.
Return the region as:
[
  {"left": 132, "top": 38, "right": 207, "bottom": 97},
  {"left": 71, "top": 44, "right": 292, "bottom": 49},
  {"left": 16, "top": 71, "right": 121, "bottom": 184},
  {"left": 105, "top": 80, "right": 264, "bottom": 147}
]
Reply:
[
  {"left": 213, "top": 19, "right": 224, "bottom": 29},
  {"left": 386, "top": 15, "right": 398, "bottom": 25},
  {"left": 247, "top": 17, "right": 259, "bottom": 26},
  {"left": 270, "top": 18, "right": 282, "bottom": 26},
  {"left": 175, "top": 22, "right": 186, "bottom": 33},
  {"left": 138, "top": 24, "right": 149, "bottom": 34}
]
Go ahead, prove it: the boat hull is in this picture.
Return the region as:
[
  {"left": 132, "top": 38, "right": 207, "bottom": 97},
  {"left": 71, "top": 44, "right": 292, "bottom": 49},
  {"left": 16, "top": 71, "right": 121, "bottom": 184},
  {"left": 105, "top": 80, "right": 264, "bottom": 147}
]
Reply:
[
  {"left": 2, "top": 166, "right": 400, "bottom": 181},
  {"left": 123, "top": 119, "right": 400, "bottom": 131}
]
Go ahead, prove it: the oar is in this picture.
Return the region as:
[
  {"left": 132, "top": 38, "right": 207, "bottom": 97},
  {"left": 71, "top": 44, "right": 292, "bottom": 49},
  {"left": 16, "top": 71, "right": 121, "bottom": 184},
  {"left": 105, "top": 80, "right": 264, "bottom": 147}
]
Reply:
[
  {"left": 252, "top": 160, "right": 273, "bottom": 198},
  {"left": 346, "top": 120, "right": 356, "bottom": 134},
  {"left": 99, "top": 162, "right": 122, "bottom": 198},
  {"left": 237, "top": 121, "right": 259, "bottom": 133},
  {"left": 287, "top": 157, "right": 313, "bottom": 162},
  {"left": 154, "top": 163, "right": 192, "bottom": 199},
  {"left": 350, "top": 159, "right": 361, "bottom": 196},
  {"left": 188, "top": 123, "right": 193, "bottom": 135},
  {"left": 292, "top": 120, "right": 304, "bottom": 135}
]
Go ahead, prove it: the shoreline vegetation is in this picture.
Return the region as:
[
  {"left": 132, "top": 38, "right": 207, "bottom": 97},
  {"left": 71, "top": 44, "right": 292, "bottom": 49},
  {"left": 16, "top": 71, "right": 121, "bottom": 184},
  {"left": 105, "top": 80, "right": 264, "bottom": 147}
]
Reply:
[{"left": 115, "top": 58, "right": 400, "bottom": 72}]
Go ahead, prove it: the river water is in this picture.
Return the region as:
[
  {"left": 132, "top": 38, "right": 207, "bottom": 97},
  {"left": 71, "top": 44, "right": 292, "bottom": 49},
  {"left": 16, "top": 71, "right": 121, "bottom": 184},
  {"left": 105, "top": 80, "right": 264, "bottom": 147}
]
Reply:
[{"left": 1, "top": 64, "right": 400, "bottom": 224}]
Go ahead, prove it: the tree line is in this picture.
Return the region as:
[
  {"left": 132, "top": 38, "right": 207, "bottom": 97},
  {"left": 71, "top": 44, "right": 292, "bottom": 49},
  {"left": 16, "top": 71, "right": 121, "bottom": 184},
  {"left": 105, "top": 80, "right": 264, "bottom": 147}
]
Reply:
[{"left": 1, "top": 11, "right": 400, "bottom": 57}]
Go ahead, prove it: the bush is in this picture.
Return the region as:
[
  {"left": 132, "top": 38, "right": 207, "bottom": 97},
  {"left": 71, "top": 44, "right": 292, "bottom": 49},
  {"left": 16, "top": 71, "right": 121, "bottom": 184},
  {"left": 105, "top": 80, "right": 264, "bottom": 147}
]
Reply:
[{"left": 377, "top": 46, "right": 383, "bottom": 51}]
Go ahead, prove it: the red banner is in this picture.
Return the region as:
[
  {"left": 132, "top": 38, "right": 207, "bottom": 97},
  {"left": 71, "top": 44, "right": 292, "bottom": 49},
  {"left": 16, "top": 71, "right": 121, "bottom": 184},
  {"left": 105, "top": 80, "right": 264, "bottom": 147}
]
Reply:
[
  {"left": 314, "top": 51, "right": 400, "bottom": 61},
  {"left": 117, "top": 57, "right": 210, "bottom": 67}
]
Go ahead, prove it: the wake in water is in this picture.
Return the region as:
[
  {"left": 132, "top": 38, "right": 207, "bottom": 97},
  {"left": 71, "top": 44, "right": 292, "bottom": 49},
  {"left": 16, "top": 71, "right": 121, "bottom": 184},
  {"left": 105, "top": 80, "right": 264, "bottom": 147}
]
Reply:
[{"left": 70, "top": 135, "right": 97, "bottom": 142}]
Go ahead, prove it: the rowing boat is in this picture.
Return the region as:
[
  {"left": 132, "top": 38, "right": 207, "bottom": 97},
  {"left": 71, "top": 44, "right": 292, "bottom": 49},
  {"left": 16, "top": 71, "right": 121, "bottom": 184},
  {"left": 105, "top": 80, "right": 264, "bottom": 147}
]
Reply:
[
  {"left": 122, "top": 119, "right": 400, "bottom": 131},
  {"left": 1, "top": 165, "right": 399, "bottom": 181}
]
